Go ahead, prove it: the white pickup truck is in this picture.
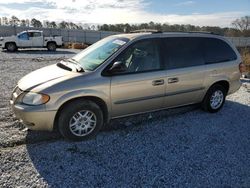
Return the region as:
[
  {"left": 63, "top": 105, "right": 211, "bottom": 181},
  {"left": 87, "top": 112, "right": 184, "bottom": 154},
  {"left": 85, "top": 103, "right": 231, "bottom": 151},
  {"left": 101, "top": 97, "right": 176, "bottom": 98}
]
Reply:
[{"left": 0, "top": 30, "right": 63, "bottom": 52}]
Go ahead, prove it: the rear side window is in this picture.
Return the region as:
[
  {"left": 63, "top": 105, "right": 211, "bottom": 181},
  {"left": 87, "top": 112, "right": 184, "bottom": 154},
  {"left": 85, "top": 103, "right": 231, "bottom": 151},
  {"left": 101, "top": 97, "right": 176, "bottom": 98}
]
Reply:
[
  {"left": 162, "top": 37, "right": 204, "bottom": 70},
  {"left": 32, "top": 32, "right": 42, "bottom": 37},
  {"left": 203, "top": 38, "right": 237, "bottom": 64}
]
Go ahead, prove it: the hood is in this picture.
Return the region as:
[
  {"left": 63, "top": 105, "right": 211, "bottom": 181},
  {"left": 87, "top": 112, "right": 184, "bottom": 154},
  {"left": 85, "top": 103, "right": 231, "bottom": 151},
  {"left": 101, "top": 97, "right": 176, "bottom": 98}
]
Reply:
[
  {"left": 2, "top": 36, "right": 16, "bottom": 41},
  {"left": 18, "top": 64, "right": 79, "bottom": 91}
]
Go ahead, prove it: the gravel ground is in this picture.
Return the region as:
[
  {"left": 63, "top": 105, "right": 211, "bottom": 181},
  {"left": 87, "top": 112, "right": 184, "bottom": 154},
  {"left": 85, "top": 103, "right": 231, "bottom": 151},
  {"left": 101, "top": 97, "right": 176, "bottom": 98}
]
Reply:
[{"left": 0, "top": 49, "right": 250, "bottom": 187}]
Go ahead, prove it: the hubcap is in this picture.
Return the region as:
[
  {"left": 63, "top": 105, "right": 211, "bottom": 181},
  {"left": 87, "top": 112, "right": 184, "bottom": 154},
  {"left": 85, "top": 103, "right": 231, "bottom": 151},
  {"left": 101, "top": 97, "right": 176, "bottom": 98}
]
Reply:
[
  {"left": 8, "top": 44, "right": 15, "bottom": 51},
  {"left": 69, "top": 110, "right": 97, "bottom": 137},
  {"left": 210, "top": 90, "right": 224, "bottom": 110},
  {"left": 49, "top": 44, "right": 55, "bottom": 50}
]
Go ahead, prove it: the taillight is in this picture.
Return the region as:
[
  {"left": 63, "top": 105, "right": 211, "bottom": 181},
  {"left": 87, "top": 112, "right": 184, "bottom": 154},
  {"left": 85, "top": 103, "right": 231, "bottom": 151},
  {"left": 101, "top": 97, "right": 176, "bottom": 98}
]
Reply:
[{"left": 239, "top": 62, "right": 246, "bottom": 73}]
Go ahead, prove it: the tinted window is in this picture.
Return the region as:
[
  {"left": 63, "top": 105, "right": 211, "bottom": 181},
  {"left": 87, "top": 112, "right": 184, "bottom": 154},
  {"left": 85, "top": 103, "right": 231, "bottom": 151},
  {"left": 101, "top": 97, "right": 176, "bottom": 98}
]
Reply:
[
  {"left": 203, "top": 38, "right": 237, "bottom": 64},
  {"left": 32, "top": 32, "right": 42, "bottom": 37},
  {"left": 163, "top": 37, "right": 204, "bottom": 70},
  {"left": 18, "top": 32, "right": 29, "bottom": 40},
  {"left": 114, "top": 39, "right": 161, "bottom": 73}
]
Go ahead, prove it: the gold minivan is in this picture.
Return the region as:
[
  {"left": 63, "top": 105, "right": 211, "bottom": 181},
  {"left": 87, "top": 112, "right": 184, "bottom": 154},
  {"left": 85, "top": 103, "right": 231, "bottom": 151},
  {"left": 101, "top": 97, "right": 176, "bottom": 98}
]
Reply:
[{"left": 10, "top": 32, "right": 243, "bottom": 140}]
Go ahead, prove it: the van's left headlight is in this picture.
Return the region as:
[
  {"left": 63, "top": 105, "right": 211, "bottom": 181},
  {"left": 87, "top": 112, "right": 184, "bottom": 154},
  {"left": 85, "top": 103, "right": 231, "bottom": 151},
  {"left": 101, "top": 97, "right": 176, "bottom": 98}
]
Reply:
[{"left": 22, "top": 92, "right": 50, "bottom": 105}]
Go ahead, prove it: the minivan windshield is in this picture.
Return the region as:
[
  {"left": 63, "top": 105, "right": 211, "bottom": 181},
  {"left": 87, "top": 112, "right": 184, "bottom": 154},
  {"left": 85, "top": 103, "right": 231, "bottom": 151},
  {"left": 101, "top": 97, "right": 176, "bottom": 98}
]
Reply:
[{"left": 72, "top": 37, "right": 129, "bottom": 71}]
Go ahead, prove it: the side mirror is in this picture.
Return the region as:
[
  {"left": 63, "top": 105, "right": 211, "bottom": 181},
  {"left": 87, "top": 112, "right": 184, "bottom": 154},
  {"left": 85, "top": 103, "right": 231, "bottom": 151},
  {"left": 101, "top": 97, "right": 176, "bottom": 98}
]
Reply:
[{"left": 108, "top": 61, "right": 127, "bottom": 74}]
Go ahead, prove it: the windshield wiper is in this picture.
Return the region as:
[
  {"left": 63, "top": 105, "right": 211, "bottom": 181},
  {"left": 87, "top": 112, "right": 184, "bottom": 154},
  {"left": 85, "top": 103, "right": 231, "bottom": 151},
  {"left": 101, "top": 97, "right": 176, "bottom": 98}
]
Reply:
[
  {"left": 56, "top": 62, "right": 72, "bottom": 71},
  {"left": 66, "top": 58, "right": 84, "bottom": 72}
]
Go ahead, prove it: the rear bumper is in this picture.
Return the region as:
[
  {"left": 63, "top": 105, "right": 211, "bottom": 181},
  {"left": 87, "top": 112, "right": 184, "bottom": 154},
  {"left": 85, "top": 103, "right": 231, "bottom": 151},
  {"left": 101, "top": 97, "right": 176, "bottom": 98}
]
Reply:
[{"left": 10, "top": 100, "right": 56, "bottom": 131}]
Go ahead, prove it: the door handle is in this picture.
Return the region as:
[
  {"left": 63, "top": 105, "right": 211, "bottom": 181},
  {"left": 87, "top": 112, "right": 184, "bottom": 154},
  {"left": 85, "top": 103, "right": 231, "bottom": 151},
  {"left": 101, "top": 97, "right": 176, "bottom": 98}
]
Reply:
[
  {"left": 168, "top": 77, "right": 179, "bottom": 84},
  {"left": 152, "top": 79, "right": 165, "bottom": 86}
]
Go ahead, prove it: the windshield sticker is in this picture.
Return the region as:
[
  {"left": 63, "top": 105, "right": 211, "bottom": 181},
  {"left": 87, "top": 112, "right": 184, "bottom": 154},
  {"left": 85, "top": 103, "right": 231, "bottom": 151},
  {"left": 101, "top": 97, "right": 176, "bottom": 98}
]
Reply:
[{"left": 112, "top": 39, "right": 126, "bottom": 46}]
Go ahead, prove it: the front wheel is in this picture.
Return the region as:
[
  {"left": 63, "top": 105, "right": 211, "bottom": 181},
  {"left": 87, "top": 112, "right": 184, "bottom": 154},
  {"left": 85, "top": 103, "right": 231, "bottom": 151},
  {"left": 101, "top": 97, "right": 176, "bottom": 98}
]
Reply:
[
  {"left": 58, "top": 100, "right": 103, "bottom": 141},
  {"left": 6, "top": 43, "right": 17, "bottom": 52},
  {"left": 202, "top": 84, "right": 227, "bottom": 113}
]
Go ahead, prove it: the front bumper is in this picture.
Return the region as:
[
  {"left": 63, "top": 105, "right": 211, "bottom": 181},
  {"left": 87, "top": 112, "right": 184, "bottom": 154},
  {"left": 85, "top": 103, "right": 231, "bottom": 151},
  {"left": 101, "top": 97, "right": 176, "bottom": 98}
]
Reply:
[{"left": 10, "top": 100, "right": 56, "bottom": 131}]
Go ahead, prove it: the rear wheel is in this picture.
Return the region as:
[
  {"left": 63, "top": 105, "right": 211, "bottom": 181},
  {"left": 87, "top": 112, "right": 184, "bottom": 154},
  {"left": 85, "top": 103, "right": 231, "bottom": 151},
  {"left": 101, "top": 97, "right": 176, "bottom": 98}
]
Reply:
[
  {"left": 202, "top": 84, "right": 227, "bottom": 113},
  {"left": 47, "top": 42, "right": 56, "bottom": 51},
  {"left": 6, "top": 43, "right": 17, "bottom": 52},
  {"left": 58, "top": 100, "right": 104, "bottom": 141}
]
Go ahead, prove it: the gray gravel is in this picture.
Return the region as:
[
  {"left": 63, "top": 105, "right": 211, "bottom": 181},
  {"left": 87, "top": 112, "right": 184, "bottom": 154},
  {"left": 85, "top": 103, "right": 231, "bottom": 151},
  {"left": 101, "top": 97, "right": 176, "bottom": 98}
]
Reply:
[
  {"left": 0, "top": 49, "right": 80, "bottom": 147},
  {"left": 0, "top": 49, "right": 250, "bottom": 187}
]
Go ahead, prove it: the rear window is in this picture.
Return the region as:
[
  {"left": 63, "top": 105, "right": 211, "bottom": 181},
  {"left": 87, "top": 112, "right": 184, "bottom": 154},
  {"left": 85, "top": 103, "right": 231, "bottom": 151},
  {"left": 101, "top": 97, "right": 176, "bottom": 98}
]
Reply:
[{"left": 203, "top": 38, "right": 237, "bottom": 64}]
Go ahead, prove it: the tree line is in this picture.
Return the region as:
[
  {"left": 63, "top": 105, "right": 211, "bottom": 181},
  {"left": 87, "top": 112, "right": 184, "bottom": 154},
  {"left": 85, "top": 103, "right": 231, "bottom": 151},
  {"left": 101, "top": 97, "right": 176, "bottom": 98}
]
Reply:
[
  {"left": 0, "top": 16, "right": 90, "bottom": 30},
  {"left": 0, "top": 15, "right": 249, "bottom": 37},
  {"left": 99, "top": 16, "right": 250, "bottom": 37}
]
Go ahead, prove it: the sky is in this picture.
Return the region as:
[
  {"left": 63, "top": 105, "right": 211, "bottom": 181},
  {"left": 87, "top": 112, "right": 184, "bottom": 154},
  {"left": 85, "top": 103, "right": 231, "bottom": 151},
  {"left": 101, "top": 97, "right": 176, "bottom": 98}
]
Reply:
[{"left": 0, "top": 0, "right": 249, "bottom": 27}]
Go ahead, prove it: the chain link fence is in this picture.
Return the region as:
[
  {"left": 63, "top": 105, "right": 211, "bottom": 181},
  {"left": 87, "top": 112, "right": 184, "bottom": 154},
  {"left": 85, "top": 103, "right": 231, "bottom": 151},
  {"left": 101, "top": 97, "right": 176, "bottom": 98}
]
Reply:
[
  {"left": 0, "top": 25, "right": 119, "bottom": 44},
  {"left": 1, "top": 26, "right": 250, "bottom": 47},
  {"left": 227, "top": 37, "right": 250, "bottom": 48}
]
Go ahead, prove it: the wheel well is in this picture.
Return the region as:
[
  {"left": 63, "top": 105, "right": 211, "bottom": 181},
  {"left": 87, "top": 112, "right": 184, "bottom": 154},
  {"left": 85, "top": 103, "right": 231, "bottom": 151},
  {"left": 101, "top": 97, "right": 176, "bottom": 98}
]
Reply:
[
  {"left": 53, "top": 96, "right": 109, "bottom": 131},
  {"left": 47, "top": 41, "right": 56, "bottom": 46},
  {"left": 211, "top": 80, "right": 230, "bottom": 93},
  {"left": 5, "top": 42, "right": 16, "bottom": 48}
]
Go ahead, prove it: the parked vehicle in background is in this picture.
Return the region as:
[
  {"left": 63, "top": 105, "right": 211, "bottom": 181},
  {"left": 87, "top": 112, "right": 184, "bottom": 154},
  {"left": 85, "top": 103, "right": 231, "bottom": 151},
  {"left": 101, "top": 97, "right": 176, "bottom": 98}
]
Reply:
[
  {"left": 10, "top": 31, "right": 242, "bottom": 141},
  {"left": 0, "top": 30, "right": 63, "bottom": 52}
]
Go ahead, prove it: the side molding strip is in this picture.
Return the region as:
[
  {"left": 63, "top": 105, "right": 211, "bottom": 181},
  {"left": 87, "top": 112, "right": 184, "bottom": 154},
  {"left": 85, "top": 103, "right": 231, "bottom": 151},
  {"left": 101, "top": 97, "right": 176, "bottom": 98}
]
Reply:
[{"left": 114, "top": 87, "right": 205, "bottom": 105}]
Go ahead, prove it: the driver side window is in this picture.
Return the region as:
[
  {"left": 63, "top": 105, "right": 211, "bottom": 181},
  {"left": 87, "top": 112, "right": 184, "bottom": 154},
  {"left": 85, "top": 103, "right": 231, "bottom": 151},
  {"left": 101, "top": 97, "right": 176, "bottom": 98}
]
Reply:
[
  {"left": 18, "top": 32, "right": 29, "bottom": 40},
  {"left": 115, "top": 39, "right": 161, "bottom": 73}
]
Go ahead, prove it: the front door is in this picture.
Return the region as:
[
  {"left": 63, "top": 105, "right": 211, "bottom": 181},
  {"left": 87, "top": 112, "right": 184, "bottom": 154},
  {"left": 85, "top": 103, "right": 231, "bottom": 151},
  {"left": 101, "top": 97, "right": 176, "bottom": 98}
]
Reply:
[
  {"left": 17, "top": 32, "right": 32, "bottom": 47},
  {"left": 110, "top": 38, "right": 166, "bottom": 117}
]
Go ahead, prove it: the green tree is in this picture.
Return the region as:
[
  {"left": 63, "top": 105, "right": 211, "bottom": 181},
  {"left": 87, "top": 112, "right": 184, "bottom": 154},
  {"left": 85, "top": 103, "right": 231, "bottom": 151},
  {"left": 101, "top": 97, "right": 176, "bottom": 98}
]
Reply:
[
  {"left": 20, "top": 19, "right": 26, "bottom": 27},
  {"left": 59, "top": 21, "right": 68, "bottom": 29},
  {"left": 100, "top": 24, "right": 109, "bottom": 31},
  {"left": 49, "top": 21, "right": 57, "bottom": 28},
  {"left": 232, "top": 16, "right": 250, "bottom": 36},
  {"left": 10, "top": 16, "right": 19, "bottom": 26},
  {"left": 1, "top": 17, "right": 9, "bottom": 25},
  {"left": 31, "top": 18, "right": 42, "bottom": 28}
]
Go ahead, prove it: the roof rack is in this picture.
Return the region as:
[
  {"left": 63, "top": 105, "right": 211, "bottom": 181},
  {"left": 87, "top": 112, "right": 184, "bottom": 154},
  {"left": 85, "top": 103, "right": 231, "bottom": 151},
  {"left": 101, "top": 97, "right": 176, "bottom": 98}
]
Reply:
[
  {"left": 130, "top": 29, "right": 162, "bottom": 34},
  {"left": 186, "top": 31, "right": 220, "bottom": 35},
  {"left": 162, "top": 31, "right": 221, "bottom": 35},
  {"left": 129, "top": 30, "right": 221, "bottom": 35}
]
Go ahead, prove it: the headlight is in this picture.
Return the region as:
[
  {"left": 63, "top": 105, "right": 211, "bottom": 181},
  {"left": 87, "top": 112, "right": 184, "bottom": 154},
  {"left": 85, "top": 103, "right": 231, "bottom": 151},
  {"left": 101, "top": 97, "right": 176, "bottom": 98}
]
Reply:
[{"left": 22, "top": 92, "right": 50, "bottom": 105}]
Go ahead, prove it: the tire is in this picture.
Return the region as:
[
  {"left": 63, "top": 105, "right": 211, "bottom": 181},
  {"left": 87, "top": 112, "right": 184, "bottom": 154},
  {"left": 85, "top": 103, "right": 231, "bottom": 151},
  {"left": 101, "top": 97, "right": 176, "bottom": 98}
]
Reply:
[
  {"left": 47, "top": 42, "right": 56, "bottom": 51},
  {"left": 202, "top": 84, "right": 227, "bottom": 113},
  {"left": 6, "top": 43, "right": 17, "bottom": 52},
  {"left": 58, "top": 100, "right": 104, "bottom": 141}
]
